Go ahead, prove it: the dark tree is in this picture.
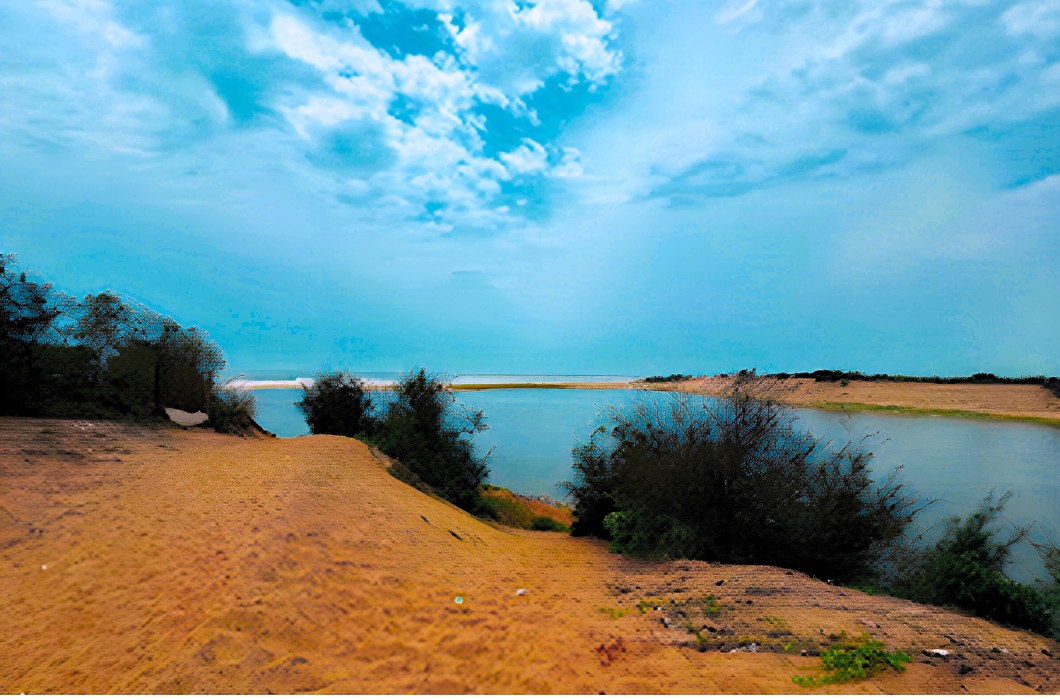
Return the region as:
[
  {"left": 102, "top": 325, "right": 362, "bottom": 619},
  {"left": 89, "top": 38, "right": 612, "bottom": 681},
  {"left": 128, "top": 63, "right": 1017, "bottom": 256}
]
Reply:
[
  {"left": 294, "top": 369, "right": 376, "bottom": 437},
  {"left": 372, "top": 368, "right": 492, "bottom": 514},
  {"left": 562, "top": 389, "right": 924, "bottom": 582}
]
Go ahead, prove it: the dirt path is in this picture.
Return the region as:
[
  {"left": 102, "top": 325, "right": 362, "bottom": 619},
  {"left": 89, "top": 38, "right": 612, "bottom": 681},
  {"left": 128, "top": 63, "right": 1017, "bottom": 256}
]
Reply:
[
  {"left": 667, "top": 377, "right": 1060, "bottom": 424},
  {"left": 2, "top": 418, "right": 1057, "bottom": 693}
]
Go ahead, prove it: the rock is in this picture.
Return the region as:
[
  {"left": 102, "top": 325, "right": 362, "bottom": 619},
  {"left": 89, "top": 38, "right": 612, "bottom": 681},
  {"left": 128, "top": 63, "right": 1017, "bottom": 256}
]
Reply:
[
  {"left": 923, "top": 649, "right": 950, "bottom": 658},
  {"left": 165, "top": 407, "right": 209, "bottom": 427},
  {"left": 800, "top": 650, "right": 808, "bottom": 657},
  {"left": 660, "top": 617, "right": 672, "bottom": 628},
  {"left": 728, "top": 643, "right": 758, "bottom": 654}
]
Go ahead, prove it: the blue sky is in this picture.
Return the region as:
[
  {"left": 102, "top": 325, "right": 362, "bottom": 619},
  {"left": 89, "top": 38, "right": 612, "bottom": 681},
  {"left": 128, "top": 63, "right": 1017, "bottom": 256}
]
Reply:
[{"left": 1, "top": 0, "right": 1058, "bottom": 375}]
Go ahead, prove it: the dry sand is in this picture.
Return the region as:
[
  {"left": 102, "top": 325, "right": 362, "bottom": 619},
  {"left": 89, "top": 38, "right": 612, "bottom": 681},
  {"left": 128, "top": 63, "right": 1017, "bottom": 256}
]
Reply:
[
  {"left": 667, "top": 377, "right": 1060, "bottom": 424},
  {"left": 2, "top": 417, "right": 1058, "bottom": 694}
]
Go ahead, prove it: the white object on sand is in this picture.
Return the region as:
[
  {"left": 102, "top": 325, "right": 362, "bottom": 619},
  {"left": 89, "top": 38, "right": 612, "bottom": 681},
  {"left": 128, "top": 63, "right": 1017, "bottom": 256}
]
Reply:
[
  {"left": 41, "top": 564, "right": 47, "bottom": 570},
  {"left": 165, "top": 407, "right": 209, "bottom": 427},
  {"left": 924, "top": 649, "right": 950, "bottom": 657},
  {"left": 516, "top": 589, "right": 526, "bottom": 596}
]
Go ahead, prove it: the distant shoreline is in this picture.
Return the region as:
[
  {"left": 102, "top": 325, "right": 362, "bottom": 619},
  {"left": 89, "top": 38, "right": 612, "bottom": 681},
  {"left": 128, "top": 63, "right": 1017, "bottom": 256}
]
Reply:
[
  {"left": 665, "top": 376, "right": 1060, "bottom": 427},
  {"left": 233, "top": 375, "right": 1060, "bottom": 426}
]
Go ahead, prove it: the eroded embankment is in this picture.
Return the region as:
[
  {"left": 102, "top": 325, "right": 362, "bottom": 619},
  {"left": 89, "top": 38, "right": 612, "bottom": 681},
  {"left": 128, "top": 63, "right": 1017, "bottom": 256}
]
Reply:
[{"left": 1, "top": 417, "right": 1057, "bottom": 694}]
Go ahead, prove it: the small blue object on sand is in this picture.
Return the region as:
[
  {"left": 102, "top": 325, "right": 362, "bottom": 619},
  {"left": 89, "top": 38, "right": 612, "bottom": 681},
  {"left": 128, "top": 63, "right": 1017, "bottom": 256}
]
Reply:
[{"left": 455, "top": 596, "right": 463, "bottom": 604}]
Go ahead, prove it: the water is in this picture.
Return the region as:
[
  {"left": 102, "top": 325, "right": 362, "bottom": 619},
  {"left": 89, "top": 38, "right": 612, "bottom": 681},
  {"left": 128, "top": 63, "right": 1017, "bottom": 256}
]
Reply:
[{"left": 251, "top": 386, "right": 1060, "bottom": 580}]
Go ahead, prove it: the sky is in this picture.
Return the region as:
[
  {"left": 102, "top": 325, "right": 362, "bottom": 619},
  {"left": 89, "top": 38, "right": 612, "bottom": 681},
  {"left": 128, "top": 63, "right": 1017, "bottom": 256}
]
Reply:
[{"left": 1, "top": 0, "right": 1058, "bottom": 376}]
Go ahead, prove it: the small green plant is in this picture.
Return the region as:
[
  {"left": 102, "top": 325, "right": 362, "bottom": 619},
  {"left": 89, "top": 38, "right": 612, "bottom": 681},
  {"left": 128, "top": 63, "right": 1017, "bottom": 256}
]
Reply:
[
  {"left": 636, "top": 598, "right": 666, "bottom": 613},
  {"left": 598, "top": 606, "right": 629, "bottom": 619},
  {"left": 695, "top": 632, "right": 711, "bottom": 651},
  {"left": 792, "top": 634, "right": 911, "bottom": 687},
  {"left": 763, "top": 615, "right": 787, "bottom": 628},
  {"left": 701, "top": 594, "right": 722, "bottom": 617},
  {"left": 782, "top": 640, "right": 797, "bottom": 652},
  {"left": 531, "top": 515, "right": 570, "bottom": 532}
]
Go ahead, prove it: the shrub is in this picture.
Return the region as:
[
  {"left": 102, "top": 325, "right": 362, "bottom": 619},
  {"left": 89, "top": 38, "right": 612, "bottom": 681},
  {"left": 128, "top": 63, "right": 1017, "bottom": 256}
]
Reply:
[
  {"left": 370, "top": 368, "right": 492, "bottom": 514},
  {"left": 294, "top": 369, "right": 376, "bottom": 438},
  {"left": 793, "top": 634, "right": 911, "bottom": 686},
  {"left": 208, "top": 381, "right": 259, "bottom": 436},
  {"left": 531, "top": 515, "right": 570, "bottom": 532},
  {"left": 561, "top": 390, "right": 922, "bottom": 581},
  {"left": 884, "top": 494, "right": 1059, "bottom": 638}
]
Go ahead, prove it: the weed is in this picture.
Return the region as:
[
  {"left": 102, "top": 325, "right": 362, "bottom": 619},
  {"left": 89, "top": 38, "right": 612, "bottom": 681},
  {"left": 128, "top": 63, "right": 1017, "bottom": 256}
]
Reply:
[
  {"left": 792, "top": 634, "right": 910, "bottom": 687},
  {"left": 531, "top": 515, "right": 570, "bottom": 532},
  {"left": 598, "top": 606, "right": 629, "bottom": 619},
  {"left": 701, "top": 594, "right": 722, "bottom": 617}
]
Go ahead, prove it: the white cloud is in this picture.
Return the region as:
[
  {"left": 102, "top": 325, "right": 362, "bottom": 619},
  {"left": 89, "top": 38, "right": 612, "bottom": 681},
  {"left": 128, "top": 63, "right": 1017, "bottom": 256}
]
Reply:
[
  {"left": 552, "top": 147, "right": 583, "bottom": 178},
  {"left": 500, "top": 138, "right": 549, "bottom": 174},
  {"left": 39, "top": 0, "right": 143, "bottom": 49},
  {"left": 268, "top": 2, "right": 624, "bottom": 228},
  {"left": 1002, "top": 0, "right": 1060, "bottom": 38}
]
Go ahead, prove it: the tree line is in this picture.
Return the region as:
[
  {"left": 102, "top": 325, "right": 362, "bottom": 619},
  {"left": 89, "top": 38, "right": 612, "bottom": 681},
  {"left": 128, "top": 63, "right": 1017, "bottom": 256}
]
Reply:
[{"left": 0, "top": 253, "right": 254, "bottom": 432}]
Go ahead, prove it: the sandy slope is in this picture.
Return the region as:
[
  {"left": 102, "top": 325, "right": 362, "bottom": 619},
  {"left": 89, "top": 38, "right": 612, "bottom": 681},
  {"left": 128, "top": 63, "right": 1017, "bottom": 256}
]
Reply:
[
  {"left": 2, "top": 417, "right": 1058, "bottom": 694},
  {"left": 668, "top": 377, "right": 1060, "bottom": 423}
]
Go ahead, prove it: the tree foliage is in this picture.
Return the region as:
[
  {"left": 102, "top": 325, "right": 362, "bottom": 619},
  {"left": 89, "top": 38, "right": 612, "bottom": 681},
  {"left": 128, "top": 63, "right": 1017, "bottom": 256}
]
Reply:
[
  {"left": 1, "top": 253, "right": 241, "bottom": 428},
  {"left": 296, "top": 367, "right": 492, "bottom": 514},
  {"left": 294, "top": 369, "right": 375, "bottom": 438},
  {"left": 561, "top": 389, "right": 924, "bottom": 582}
]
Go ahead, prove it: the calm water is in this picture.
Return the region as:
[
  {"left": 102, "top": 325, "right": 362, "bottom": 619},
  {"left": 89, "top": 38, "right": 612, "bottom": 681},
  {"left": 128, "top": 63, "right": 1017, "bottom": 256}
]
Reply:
[{"left": 252, "top": 387, "right": 1060, "bottom": 580}]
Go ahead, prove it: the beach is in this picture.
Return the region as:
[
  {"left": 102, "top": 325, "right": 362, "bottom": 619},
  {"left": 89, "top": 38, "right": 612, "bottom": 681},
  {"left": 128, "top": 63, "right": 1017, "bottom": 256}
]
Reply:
[
  {"left": 666, "top": 377, "right": 1060, "bottom": 425},
  {"left": 2, "top": 417, "right": 1056, "bottom": 693}
]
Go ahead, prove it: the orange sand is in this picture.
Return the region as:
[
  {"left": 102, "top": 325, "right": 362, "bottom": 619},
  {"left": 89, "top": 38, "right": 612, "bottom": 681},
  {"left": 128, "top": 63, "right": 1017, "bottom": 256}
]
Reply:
[
  {"left": 2, "top": 417, "right": 1057, "bottom": 693},
  {"left": 668, "top": 377, "right": 1060, "bottom": 423}
]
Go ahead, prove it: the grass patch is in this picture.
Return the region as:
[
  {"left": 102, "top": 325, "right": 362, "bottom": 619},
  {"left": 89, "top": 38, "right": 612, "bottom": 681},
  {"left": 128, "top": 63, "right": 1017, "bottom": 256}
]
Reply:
[
  {"left": 598, "top": 606, "right": 630, "bottom": 619},
  {"left": 793, "top": 634, "right": 910, "bottom": 687},
  {"left": 811, "top": 402, "right": 1060, "bottom": 427},
  {"left": 701, "top": 594, "right": 722, "bottom": 617},
  {"left": 530, "top": 515, "right": 570, "bottom": 532},
  {"left": 480, "top": 484, "right": 573, "bottom": 530}
]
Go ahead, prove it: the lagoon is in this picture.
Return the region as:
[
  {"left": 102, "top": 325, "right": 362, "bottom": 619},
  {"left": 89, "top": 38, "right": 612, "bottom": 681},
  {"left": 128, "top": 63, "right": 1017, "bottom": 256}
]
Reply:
[{"left": 252, "top": 386, "right": 1060, "bottom": 580}]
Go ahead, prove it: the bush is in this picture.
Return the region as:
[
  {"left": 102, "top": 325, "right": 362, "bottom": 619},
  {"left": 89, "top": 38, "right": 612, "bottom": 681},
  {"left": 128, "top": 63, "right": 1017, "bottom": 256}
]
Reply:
[
  {"left": 294, "top": 369, "right": 376, "bottom": 438},
  {"left": 884, "top": 494, "right": 1059, "bottom": 638},
  {"left": 561, "top": 390, "right": 921, "bottom": 582},
  {"left": 372, "top": 369, "right": 491, "bottom": 514},
  {"left": 531, "top": 515, "right": 570, "bottom": 532},
  {"left": 793, "top": 634, "right": 911, "bottom": 686},
  {"left": 208, "top": 381, "right": 259, "bottom": 436},
  {"left": 296, "top": 367, "right": 492, "bottom": 515}
]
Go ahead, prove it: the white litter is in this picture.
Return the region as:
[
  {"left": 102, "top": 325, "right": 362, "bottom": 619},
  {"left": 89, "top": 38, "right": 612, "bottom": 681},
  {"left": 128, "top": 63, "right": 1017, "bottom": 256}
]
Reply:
[
  {"left": 924, "top": 649, "right": 950, "bottom": 657},
  {"left": 516, "top": 589, "right": 526, "bottom": 596},
  {"left": 41, "top": 565, "right": 47, "bottom": 570}
]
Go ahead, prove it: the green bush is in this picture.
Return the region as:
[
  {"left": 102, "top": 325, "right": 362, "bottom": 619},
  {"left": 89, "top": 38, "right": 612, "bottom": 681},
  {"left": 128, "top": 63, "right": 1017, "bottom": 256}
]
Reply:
[
  {"left": 562, "top": 390, "right": 920, "bottom": 581},
  {"left": 208, "top": 381, "right": 259, "bottom": 436},
  {"left": 296, "top": 367, "right": 493, "bottom": 516},
  {"left": 884, "top": 494, "right": 1059, "bottom": 638},
  {"left": 294, "top": 369, "right": 376, "bottom": 437},
  {"left": 531, "top": 515, "right": 570, "bottom": 532},
  {"left": 793, "top": 634, "right": 910, "bottom": 686}
]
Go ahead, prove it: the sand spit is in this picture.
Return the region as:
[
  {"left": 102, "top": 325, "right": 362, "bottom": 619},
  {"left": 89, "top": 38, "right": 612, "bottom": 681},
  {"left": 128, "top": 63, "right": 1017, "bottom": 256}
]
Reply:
[
  {"left": 2, "top": 417, "right": 1057, "bottom": 694},
  {"left": 665, "top": 377, "right": 1060, "bottom": 425}
]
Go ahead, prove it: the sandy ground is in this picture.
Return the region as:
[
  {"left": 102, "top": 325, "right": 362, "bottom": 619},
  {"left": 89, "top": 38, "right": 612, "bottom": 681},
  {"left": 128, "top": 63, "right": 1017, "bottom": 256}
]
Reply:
[
  {"left": 666, "top": 377, "right": 1060, "bottom": 423},
  {"left": 2, "top": 417, "right": 1058, "bottom": 694}
]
